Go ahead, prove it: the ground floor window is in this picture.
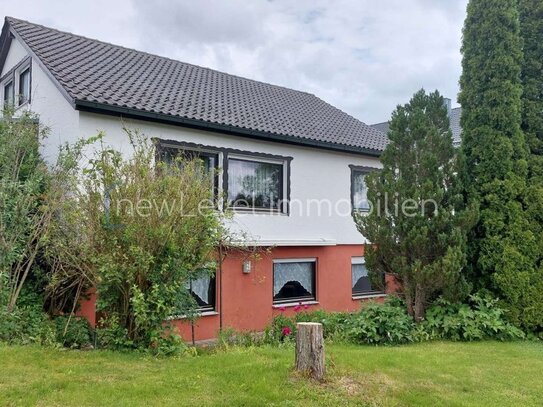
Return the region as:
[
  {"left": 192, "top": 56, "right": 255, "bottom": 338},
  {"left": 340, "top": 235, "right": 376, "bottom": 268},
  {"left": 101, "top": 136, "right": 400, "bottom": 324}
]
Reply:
[
  {"left": 351, "top": 257, "right": 384, "bottom": 296},
  {"left": 273, "top": 259, "right": 316, "bottom": 303},
  {"left": 186, "top": 273, "right": 216, "bottom": 311}
]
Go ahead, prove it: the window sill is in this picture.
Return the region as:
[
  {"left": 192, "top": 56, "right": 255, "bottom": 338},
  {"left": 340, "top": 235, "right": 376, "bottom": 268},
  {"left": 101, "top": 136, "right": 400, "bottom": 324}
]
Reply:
[
  {"left": 231, "top": 208, "right": 288, "bottom": 216},
  {"left": 272, "top": 300, "right": 318, "bottom": 309},
  {"left": 167, "top": 310, "right": 219, "bottom": 320},
  {"left": 352, "top": 293, "right": 387, "bottom": 300}
]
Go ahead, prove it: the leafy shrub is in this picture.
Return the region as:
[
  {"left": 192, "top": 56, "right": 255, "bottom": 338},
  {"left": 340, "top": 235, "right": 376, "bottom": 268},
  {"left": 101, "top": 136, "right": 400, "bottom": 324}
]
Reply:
[
  {"left": 0, "top": 304, "right": 56, "bottom": 345},
  {"left": 346, "top": 300, "right": 415, "bottom": 345},
  {"left": 54, "top": 316, "right": 92, "bottom": 348},
  {"left": 422, "top": 293, "right": 525, "bottom": 341}
]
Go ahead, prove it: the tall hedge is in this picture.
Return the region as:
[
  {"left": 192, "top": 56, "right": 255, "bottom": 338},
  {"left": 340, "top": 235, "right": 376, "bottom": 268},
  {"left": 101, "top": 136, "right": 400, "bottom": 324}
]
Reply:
[
  {"left": 519, "top": 0, "right": 543, "bottom": 331},
  {"left": 459, "top": 0, "right": 541, "bottom": 330}
]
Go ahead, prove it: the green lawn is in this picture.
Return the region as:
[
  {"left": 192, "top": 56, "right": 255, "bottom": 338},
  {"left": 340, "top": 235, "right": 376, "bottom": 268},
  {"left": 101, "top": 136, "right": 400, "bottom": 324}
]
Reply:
[{"left": 1, "top": 341, "right": 542, "bottom": 406}]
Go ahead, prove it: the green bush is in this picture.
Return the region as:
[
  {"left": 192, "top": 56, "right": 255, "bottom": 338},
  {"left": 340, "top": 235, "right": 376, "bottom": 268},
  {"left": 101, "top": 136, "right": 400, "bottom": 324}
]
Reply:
[
  {"left": 263, "top": 295, "right": 525, "bottom": 347},
  {"left": 346, "top": 300, "right": 415, "bottom": 345},
  {"left": 54, "top": 316, "right": 92, "bottom": 349},
  {"left": 0, "top": 304, "right": 56, "bottom": 346},
  {"left": 422, "top": 294, "right": 525, "bottom": 341}
]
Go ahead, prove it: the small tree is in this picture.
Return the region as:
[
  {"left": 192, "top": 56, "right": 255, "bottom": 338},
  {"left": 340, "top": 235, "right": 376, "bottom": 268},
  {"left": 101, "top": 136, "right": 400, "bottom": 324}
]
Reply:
[
  {"left": 46, "top": 130, "right": 229, "bottom": 350},
  {"left": 356, "top": 90, "right": 475, "bottom": 321}
]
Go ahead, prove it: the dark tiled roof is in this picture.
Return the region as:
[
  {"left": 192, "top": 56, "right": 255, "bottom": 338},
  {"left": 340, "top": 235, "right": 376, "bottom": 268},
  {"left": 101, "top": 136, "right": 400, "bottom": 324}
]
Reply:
[
  {"left": 4, "top": 17, "right": 387, "bottom": 154},
  {"left": 370, "top": 106, "right": 462, "bottom": 146}
]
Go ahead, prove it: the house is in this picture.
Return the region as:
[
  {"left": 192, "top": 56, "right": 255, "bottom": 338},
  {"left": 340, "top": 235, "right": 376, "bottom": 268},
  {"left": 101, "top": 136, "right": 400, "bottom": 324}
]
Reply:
[
  {"left": 371, "top": 98, "right": 462, "bottom": 147},
  {"left": 0, "top": 17, "right": 392, "bottom": 342}
]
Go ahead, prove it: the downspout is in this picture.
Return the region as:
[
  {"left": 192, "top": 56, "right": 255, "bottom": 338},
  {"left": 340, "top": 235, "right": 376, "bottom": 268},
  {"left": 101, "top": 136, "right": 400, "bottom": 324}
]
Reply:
[{"left": 219, "top": 244, "right": 224, "bottom": 332}]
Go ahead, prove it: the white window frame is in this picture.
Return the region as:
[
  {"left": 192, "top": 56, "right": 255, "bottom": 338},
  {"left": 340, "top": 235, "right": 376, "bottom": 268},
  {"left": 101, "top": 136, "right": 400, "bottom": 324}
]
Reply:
[
  {"left": 272, "top": 257, "right": 317, "bottom": 304},
  {"left": 15, "top": 63, "right": 31, "bottom": 108},
  {"left": 351, "top": 256, "right": 386, "bottom": 298}
]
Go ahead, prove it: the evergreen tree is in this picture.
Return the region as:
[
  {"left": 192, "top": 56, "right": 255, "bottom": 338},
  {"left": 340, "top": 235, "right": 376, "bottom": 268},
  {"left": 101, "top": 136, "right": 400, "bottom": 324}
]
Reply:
[
  {"left": 459, "top": 0, "right": 540, "bottom": 330},
  {"left": 356, "top": 90, "right": 475, "bottom": 321},
  {"left": 519, "top": 0, "right": 543, "bottom": 331}
]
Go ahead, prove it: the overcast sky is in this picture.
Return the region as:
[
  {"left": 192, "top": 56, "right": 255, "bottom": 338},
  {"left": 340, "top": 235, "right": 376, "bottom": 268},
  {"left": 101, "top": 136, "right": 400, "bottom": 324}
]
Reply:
[{"left": 1, "top": 0, "right": 467, "bottom": 124}]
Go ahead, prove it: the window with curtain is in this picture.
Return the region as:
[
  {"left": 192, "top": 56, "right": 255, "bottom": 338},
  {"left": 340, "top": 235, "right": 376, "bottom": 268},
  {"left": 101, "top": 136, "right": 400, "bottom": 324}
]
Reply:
[
  {"left": 186, "top": 273, "right": 216, "bottom": 311},
  {"left": 352, "top": 257, "right": 384, "bottom": 296},
  {"left": 227, "top": 157, "right": 283, "bottom": 210},
  {"left": 351, "top": 169, "right": 370, "bottom": 211},
  {"left": 273, "top": 260, "right": 315, "bottom": 303},
  {"left": 3, "top": 81, "right": 13, "bottom": 105},
  {"left": 18, "top": 67, "right": 30, "bottom": 105}
]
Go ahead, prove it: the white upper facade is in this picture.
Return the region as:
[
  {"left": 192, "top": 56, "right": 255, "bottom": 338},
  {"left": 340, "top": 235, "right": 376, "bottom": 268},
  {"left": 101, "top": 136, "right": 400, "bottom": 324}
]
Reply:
[{"left": 1, "top": 26, "right": 383, "bottom": 247}]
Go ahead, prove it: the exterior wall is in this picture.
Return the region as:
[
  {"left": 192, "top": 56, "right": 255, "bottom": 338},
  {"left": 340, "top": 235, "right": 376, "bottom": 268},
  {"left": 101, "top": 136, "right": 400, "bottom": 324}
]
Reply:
[
  {"left": 1, "top": 35, "right": 27, "bottom": 75},
  {"left": 77, "top": 112, "right": 380, "bottom": 245},
  {"left": 81, "top": 244, "right": 393, "bottom": 342},
  {"left": 171, "top": 245, "right": 395, "bottom": 342},
  {"left": 0, "top": 36, "right": 80, "bottom": 163}
]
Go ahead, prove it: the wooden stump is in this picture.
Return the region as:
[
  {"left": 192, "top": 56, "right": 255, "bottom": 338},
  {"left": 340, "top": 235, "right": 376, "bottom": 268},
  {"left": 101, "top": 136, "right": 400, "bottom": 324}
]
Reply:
[{"left": 295, "top": 322, "right": 325, "bottom": 380}]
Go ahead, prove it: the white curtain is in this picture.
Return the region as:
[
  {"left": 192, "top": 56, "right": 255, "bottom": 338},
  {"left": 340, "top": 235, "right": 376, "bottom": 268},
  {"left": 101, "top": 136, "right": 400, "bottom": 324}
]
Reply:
[
  {"left": 351, "top": 263, "right": 368, "bottom": 288},
  {"left": 353, "top": 172, "right": 369, "bottom": 210},
  {"left": 185, "top": 275, "right": 211, "bottom": 305},
  {"left": 274, "top": 262, "right": 313, "bottom": 297},
  {"left": 228, "top": 159, "right": 281, "bottom": 208}
]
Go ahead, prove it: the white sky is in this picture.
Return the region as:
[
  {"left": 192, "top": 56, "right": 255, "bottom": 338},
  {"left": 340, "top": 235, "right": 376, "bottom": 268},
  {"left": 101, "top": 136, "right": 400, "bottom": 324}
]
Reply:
[{"left": 0, "top": 0, "right": 468, "bottom": 124}]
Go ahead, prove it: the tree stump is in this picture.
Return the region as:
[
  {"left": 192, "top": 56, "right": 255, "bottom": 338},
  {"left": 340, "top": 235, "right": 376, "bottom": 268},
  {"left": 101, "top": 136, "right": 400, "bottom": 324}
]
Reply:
[{"left": 295, "top": 322, "right": 325, "bottom": 381}]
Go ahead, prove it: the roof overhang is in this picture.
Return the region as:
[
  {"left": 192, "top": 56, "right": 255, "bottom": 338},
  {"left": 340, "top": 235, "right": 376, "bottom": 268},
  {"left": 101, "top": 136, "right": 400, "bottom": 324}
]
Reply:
[{"left": 74, "top": 99, "right": 383, "bottom": 157}]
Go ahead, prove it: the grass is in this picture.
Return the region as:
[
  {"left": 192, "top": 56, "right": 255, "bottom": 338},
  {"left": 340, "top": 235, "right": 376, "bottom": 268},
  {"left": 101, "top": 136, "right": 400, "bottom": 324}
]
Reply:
[{"left": 0, "top": 341, "right": 542, "bottom": 406}]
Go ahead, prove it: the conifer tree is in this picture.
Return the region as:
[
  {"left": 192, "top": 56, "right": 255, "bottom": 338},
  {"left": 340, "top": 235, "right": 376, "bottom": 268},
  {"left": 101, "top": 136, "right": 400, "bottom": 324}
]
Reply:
[
  {"left": 459, "top": 0, "right": 540, "bottom": 330},
  {"left": 356, "top": 90, "right": 474, "bottom": 321},
  {"left": 519, "top": 0, "right": 543, "bottom": 331}
]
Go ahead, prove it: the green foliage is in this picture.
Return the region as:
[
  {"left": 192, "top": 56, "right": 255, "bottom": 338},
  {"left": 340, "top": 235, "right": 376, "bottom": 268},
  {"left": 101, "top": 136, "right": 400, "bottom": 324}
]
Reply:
[
  {"left": 460, "top": 0, "right": 542, "bottom": 332},
  {"left": 356, "top": 89, "right": 476, "bottom": 320},
  {"left": 346, "top": 300, "right": 415, "bottom": 345},
  {"left": 0, "top": 113, "right": 50, "bottom": 311},
  {"left": 0, "top": 304, "right": 56, "bottom": 346},
  {"left": 519, "top": 0, "right": 543, "bottom": 333},
  {"left": 422, "top": 294, "right": 525, "bottom": 341},
  {"left": 54, "top": 316, "right": 92, "bottom": 349},
  {"left": 264, "top": 297, "right": 526, "bottom": 347},
  {"left": 46, "top": 130, "right": 229, "bottom": 353}
]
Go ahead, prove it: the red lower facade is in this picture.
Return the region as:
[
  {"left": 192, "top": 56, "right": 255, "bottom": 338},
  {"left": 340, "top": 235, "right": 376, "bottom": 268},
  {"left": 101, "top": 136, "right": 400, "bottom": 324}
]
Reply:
[{"left": 79, "top": 244, "right": 396, "bottom": 342}]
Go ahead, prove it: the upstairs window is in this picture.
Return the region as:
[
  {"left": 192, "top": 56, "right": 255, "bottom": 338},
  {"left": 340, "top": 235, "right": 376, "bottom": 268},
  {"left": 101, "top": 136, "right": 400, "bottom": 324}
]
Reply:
[
  {"left": 3, "top": 81, "right": 14, "bottom": 105},
  {"left": 227, "top": 156, "right": 285, "bottom": 212},
  {"left": 158, "top": 146, "right": 219, "bottom": 196},
  {"left": 273, "top": 259, "right": 316, "bottom": 303},
  {"left": 351, "top": 257, "right": 384, "bottom": 296},
  {"left": 18, "top": 67, "right": 31, "bottom": 106},
  {"left": 351, "top": 167, "right": 371, "bottom": 211}
]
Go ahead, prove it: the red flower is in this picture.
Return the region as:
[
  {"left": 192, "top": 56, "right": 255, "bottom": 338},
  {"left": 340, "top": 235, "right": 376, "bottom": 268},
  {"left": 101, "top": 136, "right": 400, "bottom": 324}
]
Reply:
[
  {"left": 293, "top": 305, "right": 301, "bottom": 312},
  {"left": 282, "top": 326, "right": 292, "bottom": 336},
  {"left": 279, "top": 306, "right": 286, "bottom": 312},
  {"left": 303, "top": 304, "right": 309, "bottom": 310}
]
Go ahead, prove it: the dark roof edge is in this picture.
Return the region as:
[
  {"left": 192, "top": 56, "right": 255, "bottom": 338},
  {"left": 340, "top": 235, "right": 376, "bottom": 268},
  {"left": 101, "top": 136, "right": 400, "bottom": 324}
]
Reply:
[
  {"left": 5, "top": 20, "right": 76, "bottom": 108},
  {"left": 74, "top": 99, "right": 382, "bottom": 157},
  {"left": 0, "top": 18, "right": 13, "bottom": 74}
]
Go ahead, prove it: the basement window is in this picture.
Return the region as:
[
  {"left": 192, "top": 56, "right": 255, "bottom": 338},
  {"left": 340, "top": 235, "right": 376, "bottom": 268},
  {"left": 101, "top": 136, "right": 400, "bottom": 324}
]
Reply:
[
  {"left": 186, "top": 272, "right": 216, "bottom": 312},
  {"left": 273, "top": 259, "right": 316, "bottom": 303},
  {"left": 351, "top": 257, "right": 385, "bottom": 296}
]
